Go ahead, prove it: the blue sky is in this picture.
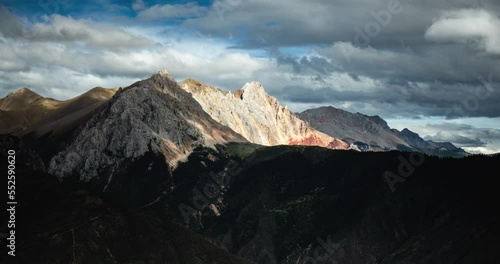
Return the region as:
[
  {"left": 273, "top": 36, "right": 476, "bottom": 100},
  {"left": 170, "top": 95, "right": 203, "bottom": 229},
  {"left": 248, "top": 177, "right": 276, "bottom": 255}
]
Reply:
[{"left": 1, "top": 0, "right": 500, "bottom": 153}]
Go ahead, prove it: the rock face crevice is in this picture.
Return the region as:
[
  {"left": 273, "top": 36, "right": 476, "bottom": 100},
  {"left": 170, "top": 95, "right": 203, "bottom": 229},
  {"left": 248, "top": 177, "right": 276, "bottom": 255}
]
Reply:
[
  {"left": 48, "top": 71, "right": 246, "bottom": 183},
  {"left": 180, "top": 79, "right": 348, "bottom": 149}
]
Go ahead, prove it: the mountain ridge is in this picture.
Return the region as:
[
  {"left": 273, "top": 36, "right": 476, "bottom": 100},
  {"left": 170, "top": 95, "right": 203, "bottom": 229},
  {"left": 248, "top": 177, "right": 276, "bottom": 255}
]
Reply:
[
  {"left": 48, "top": 71, "right": 246, "bottom": 183},
  {"left": 297, "top": 106, "right": 466, "bottom": 156},
  {"left": 1, "top": 70, "right": 496, "bottom": 264},
  {"left": 180, "top": 79, "right": 349, "bottom": 150},
  {"left": 0, "top": 71, "right": 468, "bottom": 157},
  {"left": 0, "top": 86, "right": 118, "bottom": 137}
]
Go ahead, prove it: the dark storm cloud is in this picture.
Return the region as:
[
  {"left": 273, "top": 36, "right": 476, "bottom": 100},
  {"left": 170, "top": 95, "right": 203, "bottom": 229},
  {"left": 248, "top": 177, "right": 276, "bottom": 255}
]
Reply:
[
  {"left": 181, "top": 0, "right": 500, "bottom": 120},
  {"left": 1, "top": 0, "right": 500, "bottom": 152},
  {"left": 321, "top": 43, "right": 500, "bottom": 84},
  {"left": 271, "top": 49, "right": 335, "bottom": 75},
  {"left": 187, "top": 0, "right": 499, "bottom": 48},
  {"left": 276, "top": 85, "right": 401, "bottom": 105},
  {"left": 423, "top": 123, "right": 500, "bottom": 149},
  {"left": 272, "top": 45, "right": 500, "bottom": 119},
  {"left": 274, "top": 73, "right": 500, "bottom": 119}
]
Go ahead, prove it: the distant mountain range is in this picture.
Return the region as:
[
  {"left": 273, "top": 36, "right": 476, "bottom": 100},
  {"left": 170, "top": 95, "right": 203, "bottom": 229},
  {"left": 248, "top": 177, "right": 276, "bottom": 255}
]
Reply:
[
  {"left": 0, "top": 70, "right": 465, "bottom": 159},
  {"left": 3, "top": 70, "right": 491, "bottom": 264},
  {"left": 297, "top": 106, "right": 467, "bottom": 157}
]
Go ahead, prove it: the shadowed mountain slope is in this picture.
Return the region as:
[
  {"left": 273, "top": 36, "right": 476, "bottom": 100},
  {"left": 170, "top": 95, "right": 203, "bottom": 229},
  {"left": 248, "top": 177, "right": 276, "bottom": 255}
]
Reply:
[
  {"left": 0, "top": 87, "right": 117, "bottom": 137},
  {"left": 170, "top": 145, "right": 499, "bottom": 264}
]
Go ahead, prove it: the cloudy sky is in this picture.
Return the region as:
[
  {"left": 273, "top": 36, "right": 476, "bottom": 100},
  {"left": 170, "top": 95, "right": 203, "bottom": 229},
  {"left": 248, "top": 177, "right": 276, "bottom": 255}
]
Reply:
[{"left": 1, "top": 0, "right": 499, "bottom": 153}]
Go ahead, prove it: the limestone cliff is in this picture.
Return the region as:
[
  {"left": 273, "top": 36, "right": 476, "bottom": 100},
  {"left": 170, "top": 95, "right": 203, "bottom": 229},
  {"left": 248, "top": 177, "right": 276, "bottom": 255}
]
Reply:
[{"left": 180, "top": 79, "right": 348, "bottom": 149}]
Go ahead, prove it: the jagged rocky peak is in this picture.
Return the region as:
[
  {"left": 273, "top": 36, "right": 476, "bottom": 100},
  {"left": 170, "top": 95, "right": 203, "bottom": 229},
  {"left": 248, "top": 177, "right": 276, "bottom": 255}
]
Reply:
[
  {"left": 233, "top": 81, "right": 268, "bottom": 100},
  {"left": 179, "top": 79, "right": 349, "bottom": 149},
  {"left": 151, "top": 69, "right": 176, "bottom": 82},
  {"left": 157, "top": 69, "right": 171, "bottom": 76},
  {"left": 138, "top": 69, "right": 179, "bottom": 93},
  {"left": 182, "top": 78, "right": 228, "bottom": 97},
  {"left": 48, "top": 71, "right": 246, "bottom": 182},
  {"left": 241, "top": 81, "right": 264, "bottom": 92}
]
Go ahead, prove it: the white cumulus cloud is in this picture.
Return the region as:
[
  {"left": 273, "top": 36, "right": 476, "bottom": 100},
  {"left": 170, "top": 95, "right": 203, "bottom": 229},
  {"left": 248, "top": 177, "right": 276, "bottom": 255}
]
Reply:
[{"left": 425, "top": 9, "right": 500, "bottom": 55}]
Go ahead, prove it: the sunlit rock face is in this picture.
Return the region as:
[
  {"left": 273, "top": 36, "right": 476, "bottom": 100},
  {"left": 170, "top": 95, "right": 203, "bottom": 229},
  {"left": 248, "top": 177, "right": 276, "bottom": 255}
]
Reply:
[{"left": 180, "top": 79, "right": 349, "bottom": 149}]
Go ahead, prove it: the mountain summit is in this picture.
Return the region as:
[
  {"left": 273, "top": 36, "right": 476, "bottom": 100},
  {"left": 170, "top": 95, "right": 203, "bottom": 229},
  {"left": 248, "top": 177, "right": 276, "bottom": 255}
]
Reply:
[
  {"left": 180, "top": 79, "right": 349, "bottom": 149},
  {"left": 48, "top": 71, "right": 246, "bottom": 183}
]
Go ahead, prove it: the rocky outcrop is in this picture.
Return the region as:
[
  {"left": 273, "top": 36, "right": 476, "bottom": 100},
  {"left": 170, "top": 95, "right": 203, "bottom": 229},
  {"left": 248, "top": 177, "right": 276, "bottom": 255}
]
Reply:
[
  {"left": 180, "top": 79, "right": 348, "bottom": 149},
  {"left": 48, "top": 70, "right": 246, "bottom": 182}
]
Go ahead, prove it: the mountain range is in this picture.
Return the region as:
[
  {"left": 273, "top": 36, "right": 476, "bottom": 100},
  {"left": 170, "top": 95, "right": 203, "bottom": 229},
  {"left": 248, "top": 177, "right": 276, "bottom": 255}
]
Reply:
[
  {"left": 297, "top": 106, "right": 467, "bottom": 156},
  {"left": 1, "top": 70, "right": 496, "bottom": 264},
  {"left": 1, "top": 70, "right": 464, "bottom": 159}
]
